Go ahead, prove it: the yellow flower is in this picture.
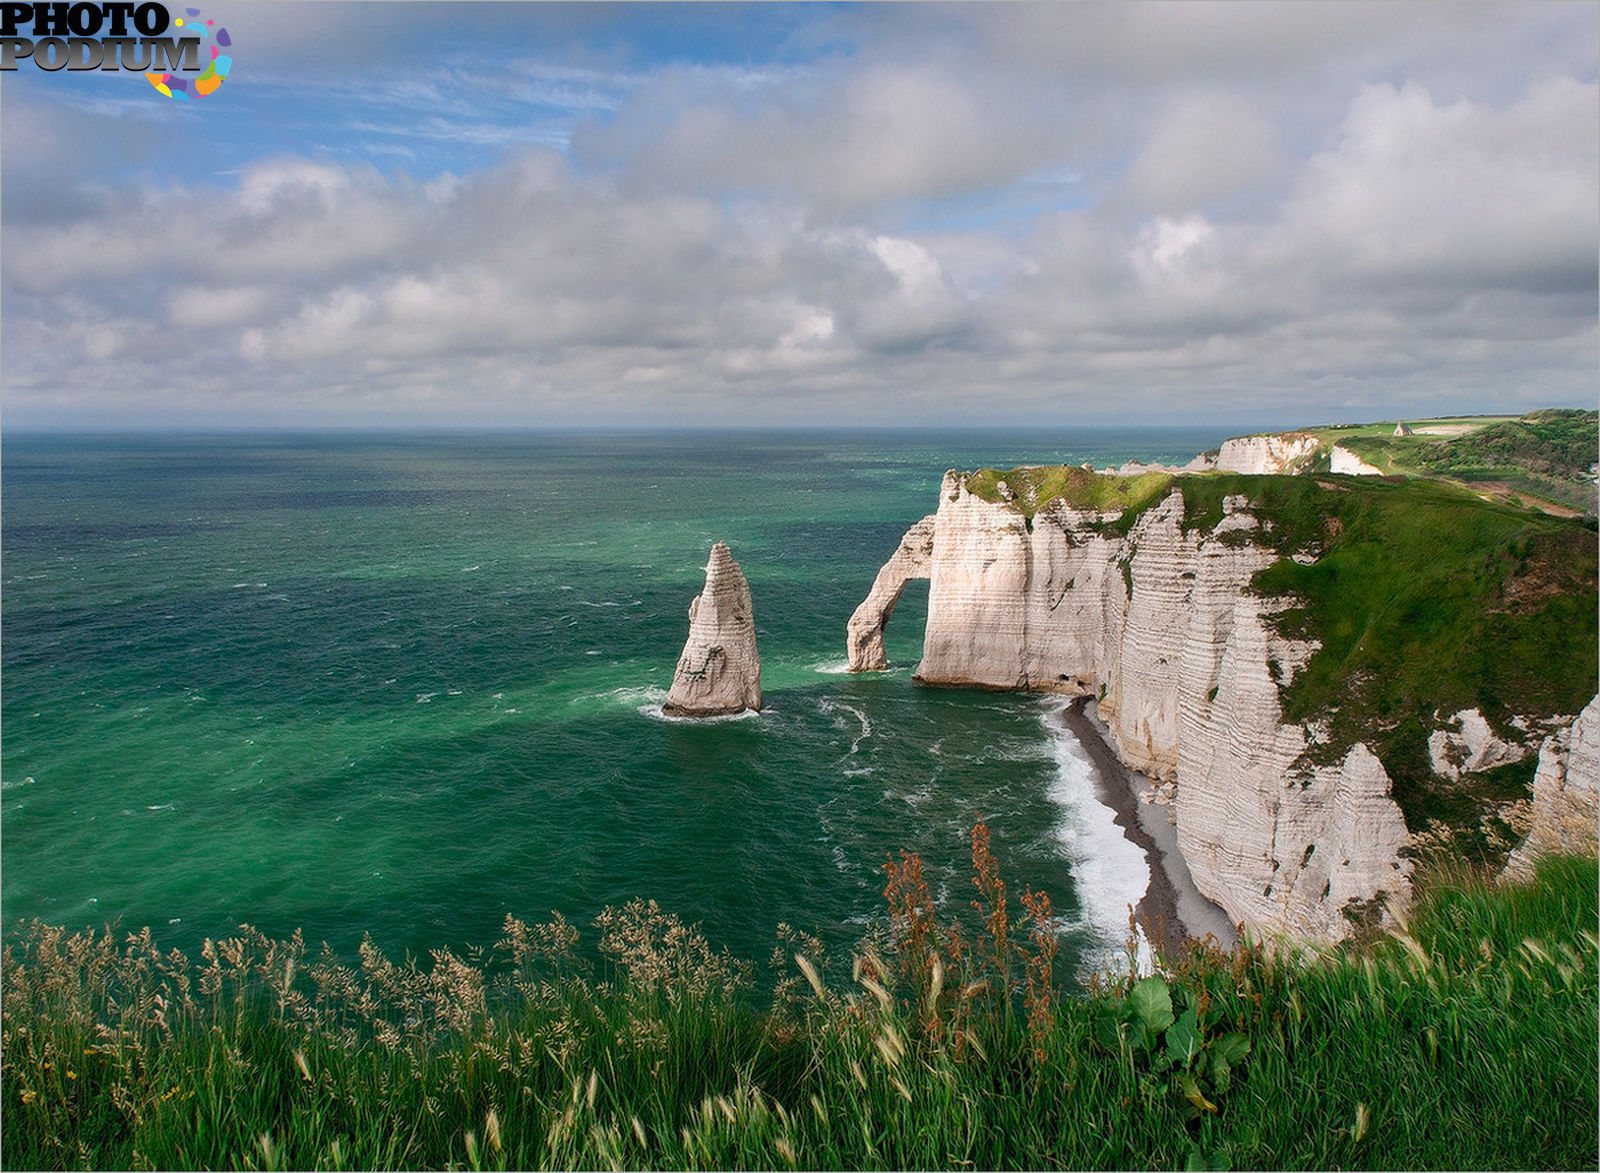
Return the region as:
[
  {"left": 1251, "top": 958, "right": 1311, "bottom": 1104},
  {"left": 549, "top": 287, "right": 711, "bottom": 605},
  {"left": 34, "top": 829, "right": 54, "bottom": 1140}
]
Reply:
[
  {"left": 21, "top": 1089, "right": 38, "bottom": 1105},
  {"left": 66, "top": 1070, "right": 77, "bottom": 1080}
]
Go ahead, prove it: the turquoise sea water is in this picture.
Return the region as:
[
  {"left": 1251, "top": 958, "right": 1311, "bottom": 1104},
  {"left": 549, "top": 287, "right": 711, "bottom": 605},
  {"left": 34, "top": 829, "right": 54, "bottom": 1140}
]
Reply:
[{"left": 2, "top": 429, "right": 1229, "bottom": 977}]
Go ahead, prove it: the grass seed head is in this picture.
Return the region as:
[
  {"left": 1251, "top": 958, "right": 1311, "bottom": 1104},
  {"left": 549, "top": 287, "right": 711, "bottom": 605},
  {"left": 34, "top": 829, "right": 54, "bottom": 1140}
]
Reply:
[{"left": 796, "top": 953, "right": 826, "bottom": 1000}]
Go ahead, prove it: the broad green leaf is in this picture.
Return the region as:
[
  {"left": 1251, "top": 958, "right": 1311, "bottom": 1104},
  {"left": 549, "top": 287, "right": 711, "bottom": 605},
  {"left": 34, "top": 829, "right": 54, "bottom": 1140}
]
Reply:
[
  {"left": 1127, "top": 976, "right": 1175, "bottom": 1033},
  {"left": 1212, "top": 1032, "right": 1251, "bottom": 1067},
  {"left": 1166, "top": 1008, "right": 1202, "bottom": 1067},
  {"left": 1125, "top": 1021, "right": 1150, "bottom": 1057}
]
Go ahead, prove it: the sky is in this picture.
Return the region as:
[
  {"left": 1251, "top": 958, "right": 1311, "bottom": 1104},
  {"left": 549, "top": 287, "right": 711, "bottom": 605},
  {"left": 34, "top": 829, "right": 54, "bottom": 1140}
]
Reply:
[{"left": 1, "top": 0, "right": 1596, "bottom": 430}]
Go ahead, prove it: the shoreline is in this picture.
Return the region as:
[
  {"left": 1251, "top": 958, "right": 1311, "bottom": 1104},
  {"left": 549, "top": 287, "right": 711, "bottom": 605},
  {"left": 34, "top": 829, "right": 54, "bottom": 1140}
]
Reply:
[{"left": 1055, "top": 697, "right": 1238, "bottom": 955}]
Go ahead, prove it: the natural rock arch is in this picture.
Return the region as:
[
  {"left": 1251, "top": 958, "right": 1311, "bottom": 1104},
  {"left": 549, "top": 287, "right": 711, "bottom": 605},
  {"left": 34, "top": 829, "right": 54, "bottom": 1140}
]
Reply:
[{"left": 846, "top": 515, "right": 936, "bottom": 671}]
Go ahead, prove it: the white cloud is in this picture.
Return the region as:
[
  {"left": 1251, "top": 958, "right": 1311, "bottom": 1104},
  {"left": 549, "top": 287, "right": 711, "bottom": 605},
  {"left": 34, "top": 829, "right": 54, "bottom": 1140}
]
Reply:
[
  {"left": 1120, "top": 94, "right": 1280, "bottom": 212},
  {"left": 1271, "top": 79, "right": 1599, "bottom": 292}
]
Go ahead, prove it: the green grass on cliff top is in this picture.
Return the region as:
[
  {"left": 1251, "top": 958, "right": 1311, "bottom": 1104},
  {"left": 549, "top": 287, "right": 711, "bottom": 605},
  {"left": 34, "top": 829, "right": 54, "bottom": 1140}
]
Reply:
[
  {"left": 962, "top": 466, "right": 1599, "bottom": 843},
  {"left": 962, "top": 464, "right": 1174, "bottom": 524}
]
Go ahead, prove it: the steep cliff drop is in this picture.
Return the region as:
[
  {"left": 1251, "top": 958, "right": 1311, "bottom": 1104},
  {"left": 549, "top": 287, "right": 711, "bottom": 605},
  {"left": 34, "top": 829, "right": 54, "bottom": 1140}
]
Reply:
[
  {"left": 663, "top": 542, "right": 762, "bottom": 717},
  {"left": 1503, "top": 696, "right": 1599, "bottom": 882},
  {"left": 847, "top": 471, "right": 1414, "bottom": 943}
]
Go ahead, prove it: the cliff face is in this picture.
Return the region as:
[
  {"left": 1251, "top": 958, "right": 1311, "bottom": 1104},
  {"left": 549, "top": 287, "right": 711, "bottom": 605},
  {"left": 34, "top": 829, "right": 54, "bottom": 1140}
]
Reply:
[
  {"left": 1209, "top": 433, "right": 1322, "bottom": 475},
  {"left": 663, "top": 542, "right": 762, "bottom": 717},
  {"left": 1503, "top": 696, "right": 1599, "bottom": 882},
  {"left": 849, "top": 472, "right": 1413, "bottom": 941},
  {"left": 1329, "top": 445, "right": 1384, "bottom": 476}
]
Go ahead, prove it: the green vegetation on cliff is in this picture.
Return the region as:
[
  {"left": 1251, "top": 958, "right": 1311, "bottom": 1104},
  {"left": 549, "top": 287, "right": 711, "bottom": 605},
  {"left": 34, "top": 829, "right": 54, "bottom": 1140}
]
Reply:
[
  {"left": 1319, "top": 409, "right": 1599, "bottom": 514},
  {"left": 5, "top": 841, "right": 1596, "bottom": 1171},
  {"left": 962, "top": 464, "right": 1175, "bottom": 528}
]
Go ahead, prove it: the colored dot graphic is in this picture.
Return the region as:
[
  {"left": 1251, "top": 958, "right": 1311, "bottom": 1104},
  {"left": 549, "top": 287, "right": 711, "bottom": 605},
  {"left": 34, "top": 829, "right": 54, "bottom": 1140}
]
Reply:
[{"left": 147, "top": 8, "right": 233, "bottom": 100}]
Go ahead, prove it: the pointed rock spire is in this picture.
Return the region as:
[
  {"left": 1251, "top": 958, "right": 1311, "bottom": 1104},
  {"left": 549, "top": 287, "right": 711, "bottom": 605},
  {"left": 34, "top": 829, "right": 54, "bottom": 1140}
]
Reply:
[{"left": 662, "top": 541, "right": 762, "bottom": 716}]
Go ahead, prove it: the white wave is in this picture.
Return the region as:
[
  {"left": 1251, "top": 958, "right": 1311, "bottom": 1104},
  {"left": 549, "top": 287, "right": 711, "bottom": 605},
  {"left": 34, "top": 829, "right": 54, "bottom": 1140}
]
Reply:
[
  {"left": 587, "top": 685, "right": 666, "bottom": 707},
  {"left": 461, "top": 565, "right": 480, "bottom": 572},
  {"left": 416, "top": 692, "right": 437, "bottom": 704},
  {"left": 146, "top": 803, "right": 176, "bottom": 812},
  {"left": 638, "top": 702, "right": 762, "bottom": 724},
  {"left": 2, "top": 776, "right": 36, "bottom": 791},
  {"left": 576, "top": 600, "right": 623, "bottom": 608},
  {"left": 1044, "top": 712, "right": 1152, "bottom": 967},
  {"left": 812, "top": 659, "right": 853, "bottom": 674},
  {"left": 820, "top": 698, "right": 872, "bottom": 755}
]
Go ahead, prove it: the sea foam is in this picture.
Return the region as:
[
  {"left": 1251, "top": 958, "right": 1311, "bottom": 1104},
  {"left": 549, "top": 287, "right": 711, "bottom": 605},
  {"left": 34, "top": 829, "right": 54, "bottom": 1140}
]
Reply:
[{"left": 1044, "top": 710, "right": 1153, "bottom": 971}]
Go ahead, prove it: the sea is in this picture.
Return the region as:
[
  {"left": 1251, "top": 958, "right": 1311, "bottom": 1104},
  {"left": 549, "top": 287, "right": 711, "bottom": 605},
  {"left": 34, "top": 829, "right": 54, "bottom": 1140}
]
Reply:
[{"left": 1, "top": 428, "right": 1232, "bottom": 980}]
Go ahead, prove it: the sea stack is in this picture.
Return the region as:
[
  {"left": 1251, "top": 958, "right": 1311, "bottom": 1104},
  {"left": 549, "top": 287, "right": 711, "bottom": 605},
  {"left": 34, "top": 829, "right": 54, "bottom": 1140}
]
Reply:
[{"left": 662, "top": 542, "right": 762, "bottom": 717}]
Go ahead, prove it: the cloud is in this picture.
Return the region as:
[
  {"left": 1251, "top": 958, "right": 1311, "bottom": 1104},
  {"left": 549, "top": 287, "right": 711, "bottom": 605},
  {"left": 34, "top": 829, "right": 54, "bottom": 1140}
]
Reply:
[
  {"left": 1120, "top": 94, "right": 1280, "bottom": 212},
  {"left": 1270, "top": 78, "right": 1599, "bottom": 295},
  {"left": 575, "top": 60, "right": 1074, "bottom": 212}
]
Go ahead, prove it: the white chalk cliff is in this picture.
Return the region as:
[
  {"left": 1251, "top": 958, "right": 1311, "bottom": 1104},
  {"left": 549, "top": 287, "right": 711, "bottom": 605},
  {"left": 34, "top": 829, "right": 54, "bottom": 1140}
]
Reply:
[
  {"left": 1205, "top": 432, "right": 1323, "bottom": 475},
  {"left": 1427, "top": 709, "right": 1527, "bottom": 782},
  {"left": 1329, "top": 445, "right": 1384, "bottom": 476},
  {"left": 848, "top": 471, "right": 1414, "bottom": 942},
  {"left": 1503, "top": 696, "right": 1599, "bottom": 882},
  {"left": 663, "top": 542, "right": 762, "bottom": 717}
]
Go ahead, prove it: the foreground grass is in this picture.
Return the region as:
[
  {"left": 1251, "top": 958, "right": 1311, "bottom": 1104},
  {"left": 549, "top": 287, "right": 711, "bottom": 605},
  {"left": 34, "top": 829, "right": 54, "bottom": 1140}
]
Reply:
[{"left": 4, "top": 851, "right": 1596, "bottom": 1171}]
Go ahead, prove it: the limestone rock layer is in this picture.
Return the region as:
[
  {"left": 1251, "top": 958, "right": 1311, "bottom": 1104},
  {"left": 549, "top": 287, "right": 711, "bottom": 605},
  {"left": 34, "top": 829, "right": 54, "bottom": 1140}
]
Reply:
[
  {"left": 848, "top": 471, "right": 1415, "bottom": 942},
  {"left": 1503, "top": 696, "right": 1599, "bottom": 881},
  {"left": 1211, "top": 432, "right": 1322, "bottom": 475},
  {"left": 663, "top": 542, "right": 762, "bottom": 717}
]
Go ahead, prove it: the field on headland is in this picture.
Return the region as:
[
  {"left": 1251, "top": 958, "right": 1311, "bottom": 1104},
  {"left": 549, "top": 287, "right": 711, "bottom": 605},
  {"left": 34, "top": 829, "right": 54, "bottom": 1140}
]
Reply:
[
  {"left": 1303, "top": 410, "right": 1597, "bottom": 515},
  {"left": 3, "top": 850, "right": 1595, "bottom": 1171}
]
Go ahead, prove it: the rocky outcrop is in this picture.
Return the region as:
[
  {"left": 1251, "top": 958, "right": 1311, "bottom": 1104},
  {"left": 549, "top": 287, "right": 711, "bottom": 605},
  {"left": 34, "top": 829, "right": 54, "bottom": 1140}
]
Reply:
[
  {"left": 1329, "top": 446, "right": 1383, "bottom": 476},
  {"left": 1212, "top": 432, "right": 1322, "bottom": 475},
  {"left": 1427, "top": 709, "right": 1527, "bottom": 781},
  {"left": 847, "top": 516, "right": 936, "bottom": 671},
  {"left": 1503, "top": 696, "right": 1599, "bottom": 881},
  {"left": 663, "top": 542, "right": 761, "bottom": 717},
  {"left": 848, "top": 471, "right": 1414, "bottom": 941}
]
